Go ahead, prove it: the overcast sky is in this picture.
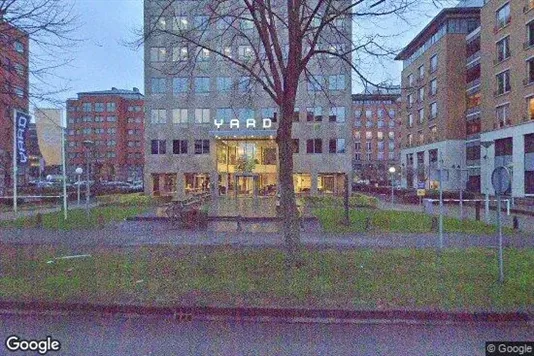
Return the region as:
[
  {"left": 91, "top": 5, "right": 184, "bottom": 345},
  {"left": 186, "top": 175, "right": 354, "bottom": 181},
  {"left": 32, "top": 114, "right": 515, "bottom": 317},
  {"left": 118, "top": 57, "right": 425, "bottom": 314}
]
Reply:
[{"left": 31, "top": 0, "right": 459, "bottom": 110}]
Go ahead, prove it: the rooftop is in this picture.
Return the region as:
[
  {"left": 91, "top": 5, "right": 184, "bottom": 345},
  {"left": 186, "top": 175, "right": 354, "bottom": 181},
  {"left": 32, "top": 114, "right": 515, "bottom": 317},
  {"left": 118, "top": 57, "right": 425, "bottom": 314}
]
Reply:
[{"left": 70, "top": 87, "right": 144, "bottom": 100}]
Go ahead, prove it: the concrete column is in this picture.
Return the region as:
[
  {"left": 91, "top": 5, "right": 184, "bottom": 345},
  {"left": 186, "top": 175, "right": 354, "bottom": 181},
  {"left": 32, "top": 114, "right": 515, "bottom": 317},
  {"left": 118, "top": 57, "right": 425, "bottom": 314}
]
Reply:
[
  {"left": 311, "top": 171, "right": 318, "bottom": 196},
  {"left": 176, "top": 173, "right": 185, "bottom": 199},
  {"left": 512, "top": 135, "right": 525, "bottom": 198},
  {"left": 210, "top": 170, "right": 219, "bottom": 197}
]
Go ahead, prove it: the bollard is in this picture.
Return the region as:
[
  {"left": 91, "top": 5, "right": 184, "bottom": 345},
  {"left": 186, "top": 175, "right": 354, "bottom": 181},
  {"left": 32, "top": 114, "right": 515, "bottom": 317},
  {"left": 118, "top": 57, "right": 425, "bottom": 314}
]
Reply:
[
  {"left": 365, "top": 217, "right": 372, "bottom": 232},
  {"left": 475, "top": 201, "right": 481, "bottom": 221},
  {"left": 431, "top": 216, "right": 438, "bottom": 232},
  {"left": 513, "top": 216, "right": 519, "bottom": 231},
  {"left": 35, "top": 213, "right": 43, "bottom": 228}
]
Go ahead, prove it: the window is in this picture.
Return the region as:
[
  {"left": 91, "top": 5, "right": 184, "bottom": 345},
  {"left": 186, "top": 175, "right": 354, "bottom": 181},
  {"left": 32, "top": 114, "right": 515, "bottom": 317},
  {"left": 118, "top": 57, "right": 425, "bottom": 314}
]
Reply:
[
  {"left": 238, "top": 45, "right": 253, "bottom": 60},
  {"left": 173, "top": 16, "right": 189, "bottom": 31},
  {"left": 528, "top": 97, "right": 534, "bottom": 121},
  {"left": 308, "top": 76, "right": 324, "bottom": 91},
  {"left": 238, "top": 109, "right": 254, "bottom": 123},
  {"left": 173, "top": 47, "right": 188, "bottom": 61},
  {"left": 389, "top": 132, "right": 395, "bottom": 140},
  {"left": 82, "top": 103, "right": 92, "bottom": 112},
  {"left": 408, "top": 74, "right": 414, "bottom": 87},
  {"left": 407, "top": 134, "right": 413, "bottom": 146},
  {"left": 365, "top": 110, "right": 373, "bottom": 120},
  {"left": 217, "top": 77, "right": 232, "bottom": 91},
  {"left": 216, "top": 108, "right": 233, "bottom": 123},
  {"left": 418, "top": 65, "right": 425, "bottom": 79},
  {"left": 293, "top": 139, "right": 299, "bottom": 154},
  {"left": 430, "top": 55, "right": 438, "bottom": 73},
  {"left": 193, "top": 16, "right": 209, "bottom": 31},
  {"left": 430, "top": 79, "right": 438, "bottom": 96},
  {"left": 328, "top": 75, "right": 345, "bottom": 90},
  {"left": 408, "top": 114, "right": 414, "bottom": 127},
  {"left": 329, "top": 107, "right": 345, "bottom": 123},
  {"left": 151, "top": 109, "right": 167, "bottom": 124},
  {"left": 155, "top": 17, "right": 166, "bottom": 31},
  {"left": 306, "top": 107, "right": 322, "bottom": 122},
  {"left": 261, "top": 108, "right": 277, "bottom": 121},
  {"left": 419, "top": 108, "right": 425, "bottom": 123},
  {"left": 407, "top": 94, "right": 414, "bottom": 108},
  {"left": 418, "top": 131, "right": 424, "bottom": 145},
  {"left": 496, "top": 3, "right": 511, "bottom": 30},
  {"left": 150, "top": 47, "right": 167, "bottom": 62},
  {"left": 366, "top": 142, "right": 372, "bottom": 151},
  {"left": 430, "top": 102, "right": 437, "bottom": 119},
  {"left": 173, "top": 140, "right": 188, "bottom": 154},
  {"left": 238, "top": 77, "right": 251, "bottom": 93},
  {"left": 496, "top": 36, "right": 510, "bottom": 62},
  {"left": 151, "top": 140, "right": 166, "bottom": 154},
  {"left": 355, "top": 142, "right": 361, "bottom": 151},
  {"left": 496, "top": 104, "right": 510, "bottom": 127},
  {"left": 377, "top": 132, "right": 384, "bottom": 141},
  {"left": 195, "top": 77, "right": 210, "bottom": 93},
  {"left": 106, "top": 116, "right": 116, "bottom": 122},
  {"left": 151, "top": 78, "right": 166, "bottom": 94},
  {"left": 195, "top": 108, "right": 210, "bottom": 124},
  {"left": 306, "top": 139, "right": 322, "bottom": 154},
  {"left": 107, "top": 103, "right": 116, "bottom": 112},
  {"left": 94, "top": 103, "right": 105, "bottom": 112},
  {"left": 240, "top": 18, "right": 254, "bottom": 30},
  {"left": 366, "top": 131, "right": 372, "bottom": 140},
  {"left": 329, "top": 139, "right": 346, "bottom": 154},
  {"left": 194, "top": 139, "right": 210, "bottom": 154},
  {"left": 418, "top": 87, "right": 425, "bottom": 102},
  {"left": 528, "top": 21, "right": 534, "bottom": 48},
  {"left": 173, "top": 78, "right": 189, "bottom": 94},
  {"left": 14, "top": 41, "right": 24, "bottom": 53},
  {"left": 430, "top": 125, "right": 438, "bottom": 142},
  {"left": 172, "top": 109, "right": 188, "bottom": 124},
  {"left": 528, "top": 58, "right": 534, "bottom": 84},
  {"left": 496, "top": 70, "right": 511, "bottom": 95},
  {"left": 198, "top": 48, "right": 210, "bottom": 61}
]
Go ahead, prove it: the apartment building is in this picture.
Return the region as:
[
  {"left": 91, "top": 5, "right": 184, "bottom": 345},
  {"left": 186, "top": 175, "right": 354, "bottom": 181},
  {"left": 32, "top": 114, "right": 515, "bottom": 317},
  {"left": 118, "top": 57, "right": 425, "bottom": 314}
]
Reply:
[
  {"left": 352, "top": 92, "right": 401, "bottom": 185},
  {"left": 0, "top": 16, "right": 30, "bottom": 193},
  {"left": 478, "top": 0, "right": 534, "bottom": 198},
  {"left": 66, "top": 88, "right": 145, "bottom": 182},
  {"left": 144, "top": 1, "right": 353, "bottom": 197},
  {"left": 396, "top": 6, "right": 481, "bottom": 191}
]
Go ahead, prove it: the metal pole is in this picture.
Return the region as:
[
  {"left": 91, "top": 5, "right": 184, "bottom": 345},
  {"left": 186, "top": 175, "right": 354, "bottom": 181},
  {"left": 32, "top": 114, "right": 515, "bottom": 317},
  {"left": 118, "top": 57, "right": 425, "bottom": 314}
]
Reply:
[
  {"left": 439, "top": 154, "right": 444, "bottom": 250},
  {"left": 497, "top": 194, "right": 504, "bottom": 283},
  {"left": 391, "top": 173, "right": 394, "bottom": 204},
  {"left": 86, "top": 149, "right": 90, "bottom": 219},
  {"left": 459, "top": 187, "right": 464, "bottom": 221},
  {"left": 485, "top": 192, "right": 490, "bottom": 223},
  {"left": 12, "top": 109, "right": 17, "bottom": 213},
  {"left": 61, "top": 127, "right": 68, "bottom": 220},
  {"left": 77, "top": 174, "right": 81, "bottom": 205}
]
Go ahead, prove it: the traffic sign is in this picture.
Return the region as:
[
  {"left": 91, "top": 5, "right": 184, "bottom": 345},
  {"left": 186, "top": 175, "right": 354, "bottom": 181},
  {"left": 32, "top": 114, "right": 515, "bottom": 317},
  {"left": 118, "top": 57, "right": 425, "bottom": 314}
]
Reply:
[
  {"left": 491, "top": 166, "right": 511, "bottom": 195},
  {"left": 417, "top": 182, "right": 426, "bottom": 189},
  {"left": 417, "top": 189, "right": 426, "bottom": 197}
]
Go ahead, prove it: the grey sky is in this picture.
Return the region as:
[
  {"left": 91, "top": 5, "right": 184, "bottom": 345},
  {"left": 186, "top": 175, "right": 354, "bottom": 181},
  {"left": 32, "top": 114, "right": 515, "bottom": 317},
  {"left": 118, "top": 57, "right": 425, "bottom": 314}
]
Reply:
[{"left": 33, "top": 0, "right": 459, "bottom": 110}]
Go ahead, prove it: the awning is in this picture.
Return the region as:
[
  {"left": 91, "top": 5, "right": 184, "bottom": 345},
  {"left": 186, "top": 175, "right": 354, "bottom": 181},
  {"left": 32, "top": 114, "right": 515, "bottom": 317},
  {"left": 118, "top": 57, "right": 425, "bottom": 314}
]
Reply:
[{"left": 209, "top": 130, "right": 277, "bottom": 139}]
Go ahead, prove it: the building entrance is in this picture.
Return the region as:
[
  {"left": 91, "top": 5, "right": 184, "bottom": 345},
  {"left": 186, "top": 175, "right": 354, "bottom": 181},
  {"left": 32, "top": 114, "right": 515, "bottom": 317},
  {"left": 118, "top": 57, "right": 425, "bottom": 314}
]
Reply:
[{"left": 216, "top": 139, "right": 278, "bottom": 197}]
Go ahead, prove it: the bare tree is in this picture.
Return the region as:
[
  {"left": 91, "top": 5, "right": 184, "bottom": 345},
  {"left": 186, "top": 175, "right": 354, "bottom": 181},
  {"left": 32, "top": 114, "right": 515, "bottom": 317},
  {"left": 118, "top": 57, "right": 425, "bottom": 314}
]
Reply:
[{"left": 142, "top": 0, "right": 446, "bottom": 268}]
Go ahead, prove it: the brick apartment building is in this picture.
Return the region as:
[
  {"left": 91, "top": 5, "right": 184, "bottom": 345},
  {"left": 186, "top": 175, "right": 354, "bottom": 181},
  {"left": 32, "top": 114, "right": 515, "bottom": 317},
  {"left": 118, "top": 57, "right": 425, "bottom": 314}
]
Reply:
[
  {"left": 352, "top": 91, "right": 401, "bottom": 185},
  {"left": 0, "top": 16, "right": 30, "bottom": 194},
  {"left": 396, "top": 0, "right": 534, "bottom": 198},
  {"left": 66, "top": 88, "right": 145, "bottom": 182}
]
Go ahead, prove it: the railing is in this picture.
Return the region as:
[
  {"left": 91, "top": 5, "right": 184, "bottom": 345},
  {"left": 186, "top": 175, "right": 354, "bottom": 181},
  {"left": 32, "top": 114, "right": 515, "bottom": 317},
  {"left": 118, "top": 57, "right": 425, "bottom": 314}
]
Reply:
[{"left": 466, "top": 52, "right": 480, "bottom": 66}]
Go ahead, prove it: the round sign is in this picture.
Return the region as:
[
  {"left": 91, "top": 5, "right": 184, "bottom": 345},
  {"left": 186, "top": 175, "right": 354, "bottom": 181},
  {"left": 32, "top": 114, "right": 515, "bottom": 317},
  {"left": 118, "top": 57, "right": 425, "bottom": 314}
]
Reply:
[
  {"left": 75, "top": 167, "right": 83, "bottom": 175},
  {"left": 491, "top": 166, "right": 511, "bottom": 195}
]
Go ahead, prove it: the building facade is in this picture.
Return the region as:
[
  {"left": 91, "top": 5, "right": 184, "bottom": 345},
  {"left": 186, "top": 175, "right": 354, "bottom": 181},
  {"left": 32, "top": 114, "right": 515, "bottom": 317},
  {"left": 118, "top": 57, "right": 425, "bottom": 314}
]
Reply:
[
  {"left": 0, "top": 17, "right": 30, "bottom": 194},
  {"left": 143, "top": 1, "right": 353, "bottom": 198},
  {"left": 352, "top": 92, "right": 401, "bottom": 185},
  {"left": 66, "top": 88, "right": 145, "bottom": 182},
  {"left": 397, "top": 1, "right": 534, "bottom": 198},
  {"left": 396, "top": 7, "right": 482, "bottom": 192}
]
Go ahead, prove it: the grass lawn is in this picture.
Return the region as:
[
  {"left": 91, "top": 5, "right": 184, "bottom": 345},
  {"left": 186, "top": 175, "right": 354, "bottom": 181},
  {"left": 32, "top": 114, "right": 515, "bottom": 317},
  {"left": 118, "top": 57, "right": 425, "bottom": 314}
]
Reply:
[
  {"left": 314, "top": 208, "right": 515, "bottom": 235},
  {"left": 0, "top": 246, "right": 532, "bottom": 312}
]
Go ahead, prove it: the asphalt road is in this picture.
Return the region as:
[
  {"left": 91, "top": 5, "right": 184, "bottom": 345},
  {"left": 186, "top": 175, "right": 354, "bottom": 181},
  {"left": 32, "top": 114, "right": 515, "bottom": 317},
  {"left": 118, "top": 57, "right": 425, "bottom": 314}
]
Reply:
[{"left": 0, "top": 313, "right": 532, "bottom": 355}]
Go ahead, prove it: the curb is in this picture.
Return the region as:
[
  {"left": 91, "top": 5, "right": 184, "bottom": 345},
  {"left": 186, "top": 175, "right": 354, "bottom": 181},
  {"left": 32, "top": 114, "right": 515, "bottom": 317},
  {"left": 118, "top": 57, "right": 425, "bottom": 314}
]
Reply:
[{"left": 0, "top": 302, "right": 531, "bottom": 325}]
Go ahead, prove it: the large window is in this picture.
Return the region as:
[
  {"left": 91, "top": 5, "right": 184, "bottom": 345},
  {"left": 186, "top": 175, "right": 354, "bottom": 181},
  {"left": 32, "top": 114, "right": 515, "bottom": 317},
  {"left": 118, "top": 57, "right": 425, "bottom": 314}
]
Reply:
[
  {"left": 172, "top": 109, "right": 188, "bottom": 124},
  {"left": 329, "top": 139, "right": 346, "bottom": 154},
  {"left": 306, "top": 139, "right": 322, "bottom": 154},
  {"left": 527, "top": 58, "right": 534, "bottom": 85},
  {"left": 306, "top": 107, "right": 322, "bottom": 122},
  {"left": 430, "top": 55, "right": 438, "bottom": 73},
  {"left": 528, "top": 21, "right": 534, "bottom": 48},
  {"left": 152, "top": 78, "right": 166, "bottom": 94},
  {"left": 173, "top": 140, "right": 188, "bottom": 154},
  {"left": 496, "top": 70, "right": 511, "bottom": 95},
  {"left": 195, "top": 77, "right": 210, "bottom": 93},
  {"left": 328, "top": 75, "right": 345, "bottom": 90},
  {"left": 528, "top": 97, "right": 534, "bottom": 121},
  {"left": 194, "top": 140, "right": 210, "bottom": 154},
  {"left": 430, "top": 79, "right": 437, "bottom": 96},
  {"left": 150, "top": 47, "right": 167, "bottom": 62},
  {"left": 151, "top": 140, "right": 166, "bottom": 154},
  {"left": 496, "top": 3, "right": 511, "bottom": 30},
  {"left": 238, "top": 77, "right": 251, "bottom": 93},
  {"left": 173, "top": 16, "right": 189, "bottom": 31},
  {"left": 496, "top": 103, "right": 510, "bottom": 127},
  {"left": 430, "top": 102, "right": 437, "bottom": 119},
  {"left": 329, "top": 107, "right": 346, "bottom": 123},
  {"left": 217, "top": 77, "right": 232, "bottom": 91},
  {"left": 94, "top": 103, "right": 105, "bottom": 112},
  {"left": 496, "top": 36, "right": 510, "bottom": 62},
  {"left": 151, "top": 109, "right": 167, "bottom": 124},
  {"left": 195, "top": 108, "right": 210, "bottom": 124},
  {"left": 173, "top": 47, "right": 188, "bottom": 61}
]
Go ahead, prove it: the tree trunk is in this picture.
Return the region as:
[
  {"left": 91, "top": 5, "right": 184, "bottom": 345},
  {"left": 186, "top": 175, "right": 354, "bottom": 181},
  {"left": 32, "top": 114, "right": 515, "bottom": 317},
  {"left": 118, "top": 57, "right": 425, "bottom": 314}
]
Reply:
[{"left": 277, "top": 104, "right": 302, "bottom": 269}]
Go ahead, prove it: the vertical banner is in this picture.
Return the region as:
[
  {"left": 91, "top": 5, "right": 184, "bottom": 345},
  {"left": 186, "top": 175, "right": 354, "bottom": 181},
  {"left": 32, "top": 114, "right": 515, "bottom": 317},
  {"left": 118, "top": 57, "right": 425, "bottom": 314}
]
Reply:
[{"left": 15, "top": 111, "right": 31, "bottom": 166}]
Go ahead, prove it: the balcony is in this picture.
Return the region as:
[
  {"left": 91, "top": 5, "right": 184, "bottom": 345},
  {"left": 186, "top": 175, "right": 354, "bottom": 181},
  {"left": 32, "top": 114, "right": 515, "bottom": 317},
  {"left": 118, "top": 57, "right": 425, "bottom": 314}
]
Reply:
[
  {"left": 466, "top": 77, "right": 481, "bottom": 91},
  {"left": 466, "top": 52, "right": 480, "bottom": 66},
  {"left": 524, "top": 41, "right": 534, "bottom": 50},
  {"left": 465, "top": 106, "right": 481, "bottom": 116}
]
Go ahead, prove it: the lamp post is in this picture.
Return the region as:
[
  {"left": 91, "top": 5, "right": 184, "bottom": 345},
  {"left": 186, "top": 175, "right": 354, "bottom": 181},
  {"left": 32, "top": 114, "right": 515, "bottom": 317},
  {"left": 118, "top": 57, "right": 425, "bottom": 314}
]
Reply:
[
  {"left": 453, "top": 165, "right": 465, "bottom": 220},
  {"left": 82, "top": 140, "right": 94, "bottom": 219},
  {"left": 481, "top": 141, "right": 494, "bottom": 223},
  {"left": 389, "top": 166, "right": 396, "bottom": 204},
  {"left": 75, "top": 167, "right": 83, "bottom": 205}
]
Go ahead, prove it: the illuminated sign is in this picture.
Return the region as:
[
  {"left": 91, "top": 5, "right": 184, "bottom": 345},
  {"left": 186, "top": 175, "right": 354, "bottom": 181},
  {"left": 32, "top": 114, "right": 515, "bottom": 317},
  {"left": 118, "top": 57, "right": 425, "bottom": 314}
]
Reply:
[
  {"left": 15, "top": 111, "right": 30, "bottom": 165},
  {"left": 213, "top": 118, "right": 273, "bottom": 130}
]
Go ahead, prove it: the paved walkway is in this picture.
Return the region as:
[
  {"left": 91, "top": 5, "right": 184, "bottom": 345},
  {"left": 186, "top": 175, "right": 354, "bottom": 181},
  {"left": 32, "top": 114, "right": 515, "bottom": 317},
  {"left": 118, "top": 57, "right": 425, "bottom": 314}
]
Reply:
[
  {"left": 0, "top": 221, "right": 532, "bottom": 249},
  {"left": 0, "top": 202, "right": 100, "bottom": 221}
]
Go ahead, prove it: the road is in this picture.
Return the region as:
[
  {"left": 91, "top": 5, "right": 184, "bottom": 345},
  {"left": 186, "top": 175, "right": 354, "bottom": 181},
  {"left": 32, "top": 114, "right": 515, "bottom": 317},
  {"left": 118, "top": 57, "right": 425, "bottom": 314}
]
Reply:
[{"left": 0, "top": 313, "right": 532, "bottom": 355}]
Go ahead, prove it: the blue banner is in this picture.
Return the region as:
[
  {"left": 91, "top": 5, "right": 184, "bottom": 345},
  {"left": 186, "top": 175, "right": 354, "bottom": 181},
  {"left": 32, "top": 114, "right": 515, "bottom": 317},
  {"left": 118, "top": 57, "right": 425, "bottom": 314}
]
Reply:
[{"left": 15, "top": 111, "right": 30, "bottom": 165}]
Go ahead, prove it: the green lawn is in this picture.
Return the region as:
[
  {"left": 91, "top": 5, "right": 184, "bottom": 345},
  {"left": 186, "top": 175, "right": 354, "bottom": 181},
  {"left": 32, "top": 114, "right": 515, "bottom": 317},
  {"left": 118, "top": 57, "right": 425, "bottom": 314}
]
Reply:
[
  {"left": 0, "top": 246, "right": 532, "bottom": 312},
  {"left": 314, "top": 208, "right": 514, "bottom": 235}
]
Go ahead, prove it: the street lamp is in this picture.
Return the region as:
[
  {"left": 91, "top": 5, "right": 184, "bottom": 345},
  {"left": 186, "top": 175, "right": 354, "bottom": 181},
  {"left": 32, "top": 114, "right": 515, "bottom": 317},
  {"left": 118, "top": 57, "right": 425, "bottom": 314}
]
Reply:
[
  {"left": 389, "top": 166, "right": 396, "bottom": 204},
  {"left": 481, "top": 141, "right": 494, "bottom": 223},
  {"left": 82, "top": 140, "right": 94, "bottom": 219},
  {"left": 75, "top": 167, "right": 83, "bottom": 205}
]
